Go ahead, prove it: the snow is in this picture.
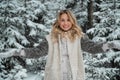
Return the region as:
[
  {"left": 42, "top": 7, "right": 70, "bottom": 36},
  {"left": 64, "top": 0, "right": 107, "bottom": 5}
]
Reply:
[
  {"left": 29, "top": 29, "right": 37, "bottom": 36},
  {"left": 21, "top": 38, "right": 30, "bottom": 46},
  {"left": 24, "top": 71, "right": 44, "bottom": 80},
  {"left": 0, "top": 0, "right": 120, "bottom": 80},
  {"left": 14, "top": 42, "right": 25, "bottom": 48},
  {"left": 0, "top": 49, "right": 17, "bottom": 58},
  {"left": 114, "top": 57, "right": 120, "bottom": 63},
  {"left": 86, "top": 28, "right": 95, "bottom": 34},
  {"left": 26, "top": 59, "right": 33, "bottom": 65},
  {"left": 37, "top": 24, "right": 46, "bottom": 30},
  {"left": 93, "top": 12, "right": 100, "bottom": 15},
  {"left": 109, "top": 40, "right": 120, "bottom": 50},
  {"left": 27, "top": 20, "right": 46, "bottom": 30},
  {"left": 92, "top": 36, "right": 106, "bottom": 42},
  {"left": 44, "top": 2, "right": 61, "bottom": 10},
  {"left": 14, "top": 69, "right": 27, "bottom": 80},
  {"left": 108, "top": 29, "right": 120, "bottom": 40},
  {"left": 27, "top": 20, "right": 36, "bottom": 28},
  {"left": 24, "top": 73, "right": 36, "bottom": 80}
]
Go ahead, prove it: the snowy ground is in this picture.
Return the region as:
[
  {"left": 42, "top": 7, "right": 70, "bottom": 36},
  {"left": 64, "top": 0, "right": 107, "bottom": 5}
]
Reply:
[
  {"left": 24, "top": 72, "right": 44, "bottom": 80},
  {"left": 24, "top": 73, "right": 37, "bottom": 80}
]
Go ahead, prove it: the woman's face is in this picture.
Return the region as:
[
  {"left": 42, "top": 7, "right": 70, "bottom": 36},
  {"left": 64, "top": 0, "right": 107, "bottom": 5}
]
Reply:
[{"left": 59, "top": 13, "right": 72, "bottom": 32}]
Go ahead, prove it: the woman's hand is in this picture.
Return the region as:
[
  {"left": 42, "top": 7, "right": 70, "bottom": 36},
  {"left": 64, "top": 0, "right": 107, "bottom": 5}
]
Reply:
[
  {"left": 102, "top": 41, "right": 120, "bottom": 52},
  {"left": 13, "top": 49, "right": 26, "bottom": 57},
  {"left": 102, "top": 43, "right": 110, "bottom": 52}
]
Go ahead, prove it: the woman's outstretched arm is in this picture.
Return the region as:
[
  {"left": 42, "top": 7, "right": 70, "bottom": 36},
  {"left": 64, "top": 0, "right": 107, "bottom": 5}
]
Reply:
[
  {"left": 19, "top": 38, "right": 48, "bottom": 58},
  {"left": 0, "top": 38, "right": 48, "bottom": 58},
  {"left": 81, "top": 34, "right": 108, "bottom": 54}
]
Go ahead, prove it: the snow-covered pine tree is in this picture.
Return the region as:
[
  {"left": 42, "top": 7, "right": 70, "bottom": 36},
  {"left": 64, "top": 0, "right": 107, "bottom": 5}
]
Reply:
[
  {"left": 1, "top": 0, "right": 119, "bottom": 80},
  {"left": 0, "top": 0, "right": 47, "bottom": 79},
  {"left": 0, "top": 0, "right": 67, "bottom": 79},
  {"left": 85, "top": 0, "right": 120, "bottom": 80},
  {"left": 0, "top": 57, "right": 27, "bottom": 80},
  {"left": 0, "top": 0, "right": 28, "bottom": 79}
]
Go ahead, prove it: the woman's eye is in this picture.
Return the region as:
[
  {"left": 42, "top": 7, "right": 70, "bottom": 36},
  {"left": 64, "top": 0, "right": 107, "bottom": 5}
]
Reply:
[
  {"left": 60, "top": 19, "right": 70, "bottom": 22},
  {"left": 61, "top": 19, "right": 65, "bottom": 22},
  {"left": 67, "top": 19, "right": 70, "bottom": 21}
]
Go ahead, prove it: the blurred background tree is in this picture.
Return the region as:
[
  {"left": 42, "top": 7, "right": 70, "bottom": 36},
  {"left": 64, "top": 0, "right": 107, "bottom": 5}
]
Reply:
[{"left": 0, "top": 0, "right": 120, "bottom": 80}]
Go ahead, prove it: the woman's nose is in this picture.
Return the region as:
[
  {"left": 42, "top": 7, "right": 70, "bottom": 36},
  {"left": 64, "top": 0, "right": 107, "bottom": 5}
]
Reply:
[{"left": 64, "top": 21, "right": 68, "bottom": 25}]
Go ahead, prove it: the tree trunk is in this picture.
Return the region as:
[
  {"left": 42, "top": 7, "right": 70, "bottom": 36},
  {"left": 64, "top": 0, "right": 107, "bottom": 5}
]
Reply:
[
  {"left": 87, "top": 0, "right": 93, "bottom": 29},
  {"left": 113, "top": 0, "right": 116, "bottom": 25}
]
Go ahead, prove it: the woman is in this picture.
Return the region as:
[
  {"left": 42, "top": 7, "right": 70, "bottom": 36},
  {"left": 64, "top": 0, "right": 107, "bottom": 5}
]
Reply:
[{"left": 0, "top": 10, "right": 114, "bottom": 80}]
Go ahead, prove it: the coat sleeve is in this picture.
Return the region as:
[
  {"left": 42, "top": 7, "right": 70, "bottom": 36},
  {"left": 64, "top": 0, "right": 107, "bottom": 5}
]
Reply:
[
  {"left": 20, "top": 38, "right": 48, "bottom": 58},
  {"left": 81, "top": 34, "right": 105, "bottom": 54}
]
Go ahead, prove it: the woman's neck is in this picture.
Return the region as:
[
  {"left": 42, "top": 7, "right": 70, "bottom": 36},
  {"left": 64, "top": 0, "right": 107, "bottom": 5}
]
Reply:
[{"left": 60, "top": 31, "right": 70, "bottom": 39}]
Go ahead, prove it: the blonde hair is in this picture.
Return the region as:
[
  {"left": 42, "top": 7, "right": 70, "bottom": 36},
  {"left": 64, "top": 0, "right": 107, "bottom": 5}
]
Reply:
[{"left": 51, "top": 10, "right": 83, "bottom": 42}]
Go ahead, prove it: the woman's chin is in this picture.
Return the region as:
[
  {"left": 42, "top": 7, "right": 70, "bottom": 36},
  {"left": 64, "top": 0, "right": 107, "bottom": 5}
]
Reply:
[
  {"left": 62, "top": 28, "right": 72, "bottom": 32},
  {"left": 59, "top": 27, "right": 72, "bottom": 32}
]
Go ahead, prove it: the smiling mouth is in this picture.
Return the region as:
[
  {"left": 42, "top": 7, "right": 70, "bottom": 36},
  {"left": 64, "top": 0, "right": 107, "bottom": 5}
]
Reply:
[
  {"left": 62, "top": 27, "right": 72, "bottom": 31},
  {"left": 63, "top": 26, "right": 69, "bottom": 28}
]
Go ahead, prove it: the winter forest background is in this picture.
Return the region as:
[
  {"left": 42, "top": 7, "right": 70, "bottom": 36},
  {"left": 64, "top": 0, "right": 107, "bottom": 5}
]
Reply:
[{"left": 0, "top": 0, "right": 120, "bottom": 80}]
